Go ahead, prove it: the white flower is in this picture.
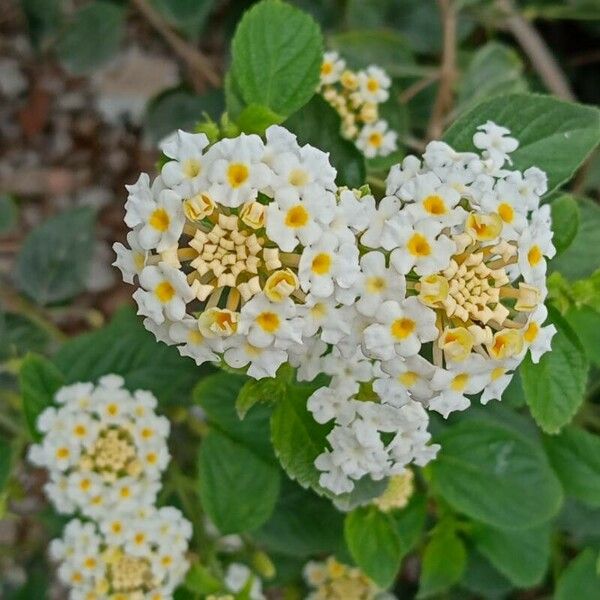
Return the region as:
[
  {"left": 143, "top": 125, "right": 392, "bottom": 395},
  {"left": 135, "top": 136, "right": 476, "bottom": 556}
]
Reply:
[
  {"left": 169, "top": 317, "right": 223, "bottom": 365},
  {"left": 473, "top": 121, "right": 518, "bottom": 169},
  {"left": 134, "top": 263, "right": 194, "bottom": 324},
  {"left": 357, "top": 66, "right": 390, "bottom": 104},
  {"left": 266, "top": 125, "right": 336, "bottom": 199},
  {"left": 429, "top": 355, "right": 490, "bottom": 418},
  {"left": 225, "top": 563, "right": 265, "bottom": 600},
  {"left": 520, "top": 304, "right": 556, "bottom": 363},
  {"left": 238, "top": 295, "right": 302, "bottom": 349},
  {"left": 298, "top": 233, "right": 360, "bottom": 299},
  {"left": 320, "top": 51, "right": 346, "bottom": 85},
  {"left": 323, "top": 346, "right": 375, "bottom": 386},
  {"left": 266, "top": 188, "right": 336, "bottom": 252},
  {"left": 404, "top": 172, "right": 465, "bottom": 227},
  {"left": 336, "top": 188, "right": 377, "bottom": 234},
  {"left": 298, "top": 295, "right": 352, "bottom": 343},
  {"left": 356, "top": 120, "right": 397, "bottom": 158},
  {"left": 112, "top": 229, "right": 148, "bottom": 284},
  {"left": 288, "top": 337, "right": 328, "bottom": 382},
  {"left": 360, "top": 195, "right": 401, "bottom": 249},
  {"left": 160, "top": 129, "right": 210, "bottom": 194},
  {"left": 354, "top": 250, "right": 406, "bottom": 317},
  {"left": 307, "top": 380, "right": 359, "bottom": 425},
  {"left": 223, "top": 340, "right": 287, "bottom": 379},
  {"left": 363, "top": 298, "right": 437, "bottom": 360},
  {"left": 480, "top": 362, "right": 516, "bottom": 405},
  {"left": 206, "top": 133, "right": 272, "bottom": 207},
  {"left": 517, "top": 208, "right": 555, "bottom": 284},
  {"left": 374, "top": 354, "right": 435, "bottom": 405},
  {"left": 387, "top": 217, "right": 456, "bottom": 276},
  {"left": 386, "top": 155, "right": 421, "bottom": 197}
]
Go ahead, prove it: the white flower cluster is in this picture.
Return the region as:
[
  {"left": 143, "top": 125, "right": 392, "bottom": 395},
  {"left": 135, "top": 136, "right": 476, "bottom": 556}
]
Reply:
[
  {"left": 304, "top": 121, "right": 556, "bottom": 494},
  {"left": 49, "top": 507, "right": 191, "bottom": 600},
  {"left": 114, "top": 125, "right": 372, "bottom": 380},
  {"left": 28, "top": 375, "right": 170, "bottom": 518},
  {"left": 319, "top": 51, "right": 398, "bottom": 158},
  {"left": 115, "top": 121, "right": 555, "bottom": 497},
  {"left": 304, "top": 556, "right": 384, "bottom": 600},
  {"left": 29, "top": 376, "right": 192, "bottom": 599}
]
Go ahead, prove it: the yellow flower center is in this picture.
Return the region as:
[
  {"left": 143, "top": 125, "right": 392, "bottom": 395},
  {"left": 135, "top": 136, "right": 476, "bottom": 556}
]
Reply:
[
  {"left": 524, "top": 321, "right": 539, "bottom": 343},
  {"left": 391, "top": 318, "right": 416, "bottom": 340},
  {"left": 288, "top": 168, "right": 309, "bottom": 186},
  {"left": 366, "top": 276, "right": 386, "bottom": 293},
  {"left": 149, "top": 208, "right": 170, "bottom": 232},
  {"left": 321, "top": 62, "right": 333, "bottom": 76},
  {"left": 227, "top": 163, "right": 249, "bottom": 188},
  {"left": 423, "top": 195, "right": 447, "bottom": 216},
  {"left": 407, "top": 233, "right": 431, "bottom": 257},
  {"left": 366, "top": 78, "right": 380, "bottom": 92},
  {"left": 528, "top": 245, "right": 543, "bottom": 266},
  {"left": 285, "top": 204, "right": 309, "bottom": 228},
  {"left": 155, "top": 281, "right": 175, "bottom": 303},
  {"left": 183, "top": 159, "right": 202, "bottom": 178},
  {"left": 399, "top": 371, "right": 418, "bottom": 387},
  {"left": 311, "top": 252, "right": 332, "bottom": 275},
  {"left": 451, "top": 373, "right": 469, "bottom": 392},
  {"left": 368, "top": 132, "right": 383, "bottom": 148},
  {"left": 497, "top": 202, "right": 514, "bottom": 224},
  {"left": 256, "top": 311, "right": 280, "bottom": 333}
]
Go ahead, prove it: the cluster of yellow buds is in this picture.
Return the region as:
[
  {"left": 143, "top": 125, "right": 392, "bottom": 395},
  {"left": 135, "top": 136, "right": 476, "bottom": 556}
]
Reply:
[{"left": 319, "top": 51, "right": 398, "bottom": 158}]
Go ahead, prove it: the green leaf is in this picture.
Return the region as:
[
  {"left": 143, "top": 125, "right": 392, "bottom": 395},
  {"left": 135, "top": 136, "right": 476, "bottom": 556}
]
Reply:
[
  {"left": 0, "top": 439, "right": 11, "bottom": 492},
  {"left": 521, "top": 308, "right": 588, "bottom": 434},
  {"left": 236, "top": 376, "right": 286, "bottom": 419},
  {"left": 151, "top": 0, "right": 215, "bottom": 40},
  {"left": 19, "top": 353, "right": 64, "bottom": 440},
  {"left": 19, "top": 0, "right": 62, "bottom": 49},
  {"left": 55, "top": 1, "right": 124, "bottom": 74},
  {"left": 430, "top": 419, "right": 563, "bottom": 530},
  {"left": 457, "top": 42, "right": 527, "bottom": 114},
  {"left": 555, "top": 549, "right": 600, "bottom": 600},
  {"left": 544, "top": 426, "right": 600, "bottom": 507},
  {"left": 344, "top": 505, "right": 403, "bottom": 588},
  {"left": 230, "top": 0, "right": 323, "bottom": 117},
  {"left": 54, "top": 307, "right": 203, "bottom": 406},
  {"left": 145, "top": 88, "right": 224, "bottom": 143},
  {"left": 0, "top": 312, "right": 50, "bottom": 361},
  {"left": 471, "top": 522, "right": 550, "bottom": 587},
  {"left": 270, "top": 381, "right": 330, "bottom": 495},
  {"left": 285, "top": 95, "right": 365, "bottom": 188},
  {"left": 198, "top": 430, "right": 280, "bottom": 534},
  {"left": 0, "top": 195, "right": 18, "bottom": 234},
  {"left": 461, "top": 551, "right": 514, "bottom": 599},
  {"left": 550, "top": 195, "right": 580, "bottom": 255},
  {"left": 184, "top": 563, "right": 223, "bottom": 595},
  {"left": 15, "top": 206, "right": 95, "bottom": 305},
  {"left": 328, "top": 30, "right": 417, "bottom": 77},
  {"left": 194, "top": 371, "right": 274, "bottom": 463},
  {"left": 443, "top": 94, "right": 600, "bottom": 193},
  {"left": 551, "top": 198, "right": 600, "bottom": 281},
  {"left": 418, "top": 525, "right": 467, "bottom": 598},
  {"left": 254, "top": 477, "right": 345, "bottom": 558},
  {"left": 236, "top": 104, "right": 284, "bottom": 135},
  {"left": 565, "top": 305, "right": 600, "bottom": 366},
  {"left": 390, "top": 493, "right": 428, "bottom": 559}
]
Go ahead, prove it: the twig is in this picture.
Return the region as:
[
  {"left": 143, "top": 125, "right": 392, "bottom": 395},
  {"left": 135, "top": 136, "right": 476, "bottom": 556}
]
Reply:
[
  {"left": 496, "top": 0, "right": 575, "bottom": 101},
  {"left": 130, "top": 0, "right": 221, "bottom": 90},
  {"left": 426, "top": 0, "right": 457, "bottom": 141},
  {"left": 398, "top": 71, "right": 441, "bottom": 104}
]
